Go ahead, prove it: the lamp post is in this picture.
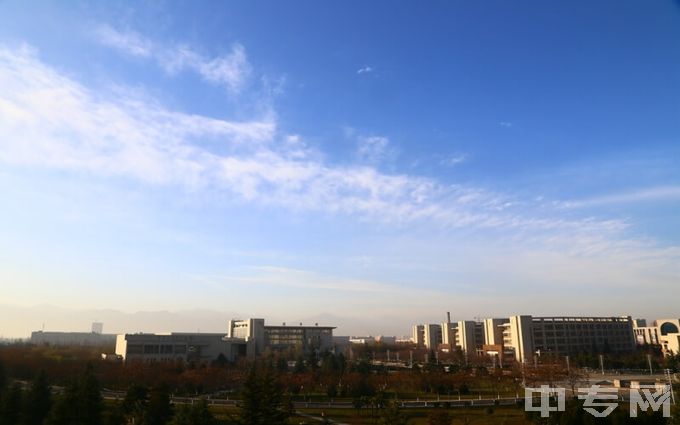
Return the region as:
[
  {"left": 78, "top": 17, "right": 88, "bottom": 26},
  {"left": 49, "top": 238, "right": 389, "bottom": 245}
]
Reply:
[{"left": 665, "top": 369, "right": 676, "bottom": 405}]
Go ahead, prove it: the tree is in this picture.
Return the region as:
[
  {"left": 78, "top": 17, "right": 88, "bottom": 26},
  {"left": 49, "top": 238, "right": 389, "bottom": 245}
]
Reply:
[
  {"left": 78, "top": 363, "right": 103, "bottom": 425},
  {"left": 0, "top": 383, "right": 23, "bottom": 425},
  {"left": 46, "top": 363, "right": 102, "bottom": 425},
  {"left": 122, "top": 384, "right": 149, "bottom": 424},
  {"left": 46, "top": 380, "right": 79, "bottom": 425},
  {"left": 22, "top": 370, "right": 52, "bottom": 425},
  {"left": 145, "top": 385, "right": 172, "bottom": 425},
  {"left": 0, "top": 360, "right": 6, "bottom": 397},
  {"left": 238, "top": 361, "right": 289, "bottom": 425}
]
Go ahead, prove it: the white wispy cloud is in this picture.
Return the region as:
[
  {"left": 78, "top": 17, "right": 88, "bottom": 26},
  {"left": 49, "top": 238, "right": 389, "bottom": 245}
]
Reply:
[
  {"left": 356, "top": 135, "right": 393, "bottom": 164},
  {"left": 0, "top": 43, "right": 642, "bottom": 237},
  {"left": 440, "top": 154, "right": 469, "bottom": 167},
  {"left": 94, "top": 24, "right": 251, "bottom": 94},
  {"left": 94, "top": 25, "right": 153, "bottom": 57},
  {"left": 561, "top": 186, "right": 680, "bottom": 208},
  {"left": 190, "top": 266, "right": 401, "bottom": 293},
  {"left": 0, "top": 44, "right": 271, "bottom": 186},
  {"left": 357, "top": 66, "right": 373, "bottom": 74},
  {"left": 499, "top": 121, "right": 512, "bottom": 127}
]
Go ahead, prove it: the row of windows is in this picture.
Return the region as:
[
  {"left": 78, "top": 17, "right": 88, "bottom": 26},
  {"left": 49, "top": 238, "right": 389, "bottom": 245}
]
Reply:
[{"left": 127, "top": 344, "right": 188, "bottom": 355}]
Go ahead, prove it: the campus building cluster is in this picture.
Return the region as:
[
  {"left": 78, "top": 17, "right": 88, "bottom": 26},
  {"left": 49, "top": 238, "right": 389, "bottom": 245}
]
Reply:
[
  {"left": 412, "top": 314, "right": 680, "bottom": 364},
  {"left": 29, "top": 314, "right": 680, "bottom": 365},
  {"left": 114, "top": 318, "right": 335, "bottom": 363}
]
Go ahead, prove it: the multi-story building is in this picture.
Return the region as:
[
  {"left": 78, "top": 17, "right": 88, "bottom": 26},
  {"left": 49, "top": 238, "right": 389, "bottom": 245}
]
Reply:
[
  {"left": 496, "top": 315, "right": 636, "bottom": 363},
  {"left": 412, "top": 324, "right": 425, "bottom": 346},
  {"left": 423, "top": 324, "right": 442, "bottom": 350},
  {"left": 455, "top": 321, "right": 485, "bottom": 357},
  {"left": 227, "top": 318, "right": 334, "bottom": 355},
  {"left": 633, "top": 318, "right": 680, "bottom": 356},
  {"left": 115, "top": 333, "right": 245, "bottom": 363},
  {"left": 31, "top": 331, "right": 117, "bottom": 346}
]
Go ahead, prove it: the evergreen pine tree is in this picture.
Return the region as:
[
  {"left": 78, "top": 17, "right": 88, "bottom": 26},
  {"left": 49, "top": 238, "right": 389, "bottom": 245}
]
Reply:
[
  {"left": 145, "top": 385, "right": 172, "bottom": 425},
  {"left": 122, "top": 384, "right": 149, "bottom": 424},
  {"left": 239, "top": 365, "right": 261, "bottom": 425},
  {"left": 45, "top": 378, "right": 79, "bottom": 425},
  {"left": 0, "top": 360, "right": 6, "bottom": 397},
  {"left": 77, "top": 363, "right": 103, "bottom": 425},
  {"left": 22, "top": 370, "right": 51, "bottom": 425},
  {"left": 0, "top": 382, "right": 23, "bottom": 425},
  {"left": 46, "top": 364, "right": 103, "bottom": 425},
  {"left": 238, "top": 361, "right": 289, "bottom": 425},
  {"left": 258, "top": 363, "right": 288, "bottom": 425}
]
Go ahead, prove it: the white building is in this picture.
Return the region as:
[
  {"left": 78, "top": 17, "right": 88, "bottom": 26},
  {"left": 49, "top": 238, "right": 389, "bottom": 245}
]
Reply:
[
  {"left": 495, "top": 315, "right": 636, "bottom": 363},
  {"left": 412, "top": 325, "right": 425, "bottom": 346},
  {"left": 227, "top": 318, "right": 334, "bottom": 356},
  {"left": 634, "top": 318, "right": 680, "bottom": 356},
  {"left": 423, "top": 324, "right": 442, "bottom": 350},
  {"left": 414, "top": 314, "right": 638, "bottom": 363}
]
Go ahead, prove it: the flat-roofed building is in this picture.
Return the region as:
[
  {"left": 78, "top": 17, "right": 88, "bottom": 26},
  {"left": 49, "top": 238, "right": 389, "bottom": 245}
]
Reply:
[
  {"left": 227, "top": 318, "right": 334, "bottom": 355},
  {"left": 115, "top": 333, "right": 246, "bottom": 363},
  {"left": 412, "top": 324, "right": 425, "bottom": 346},
  {"left": 634, "top": 318, "right": 680, "bottom": 356},
  {"left": 455, "top": 321, "right": 485, "bottom": 357},
  {"left": 423, "top": 324, "right": 442, "bottom": 350},
  {"left": 495, "top": 315, "right": 636, "bottom": 363},
  {"left": 31, "top": 331, "right": 116, "bottom": 346}
]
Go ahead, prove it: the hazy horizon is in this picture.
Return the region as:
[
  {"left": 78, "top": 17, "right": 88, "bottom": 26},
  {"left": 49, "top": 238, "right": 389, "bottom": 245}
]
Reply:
[{"left": 1, "top": 1, "right": 679, "bottom": 340}]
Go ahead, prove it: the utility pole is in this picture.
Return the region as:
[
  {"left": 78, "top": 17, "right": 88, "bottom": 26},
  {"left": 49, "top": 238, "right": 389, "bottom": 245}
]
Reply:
[
  {"left": 599, "top": 354, "right": 604, "bottom": 375},
  {"left": 647, "top": 354, "right": 653, "bottom": 375}
]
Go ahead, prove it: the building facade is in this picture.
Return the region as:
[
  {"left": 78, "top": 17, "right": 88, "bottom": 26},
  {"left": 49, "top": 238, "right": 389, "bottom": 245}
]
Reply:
[
  {"left": 227, "top": 318, "right": 334, "bottom": 355},
  {"left": 115, "top": 333, "right": 245, "bottom": 363},
  {"left": 634, "top": 318, "right": 680, "bottom": 356},
  {"left": 496, "top": 315, "right": 636, "bottom": 362},
  {"left": 412, "top": 325, "right": 425, "bottom": 346},
  {"left": 416, "top": 314, "right": 639, "bottom": 363},
  {"left": 31, "top": 331, "right": 116, "bottom": 346},
  {"left": 423, "top": 324, "right": 442, "bottom": 350}
]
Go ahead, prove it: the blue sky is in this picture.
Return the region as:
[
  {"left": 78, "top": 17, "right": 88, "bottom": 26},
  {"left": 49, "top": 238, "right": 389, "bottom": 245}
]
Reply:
[{"left": 0, "top": 1, "right": 679, "bottom": 337}]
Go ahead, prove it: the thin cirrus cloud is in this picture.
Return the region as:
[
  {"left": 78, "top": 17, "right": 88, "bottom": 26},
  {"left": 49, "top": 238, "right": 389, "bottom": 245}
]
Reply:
[
  {"left": 0, "top": 42, "right": 644, "bottom": 239},
  {"left": 357, "top": 66, "right": 374, "bottom": 74},
  {"left": 440, "top": 154, "right": 469, "bottom": 167},
  {"left": 94, "top": 24, "right": 251, "bottom": 94},
  {"left": 189, "top": 266, "right": 404, "bottom": 294},
  {"left": 356, "top": 136, "right": 392, "bottom": 164},
  {"left": 561, "top": 186, "right": 680, "bottom": 208}
]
